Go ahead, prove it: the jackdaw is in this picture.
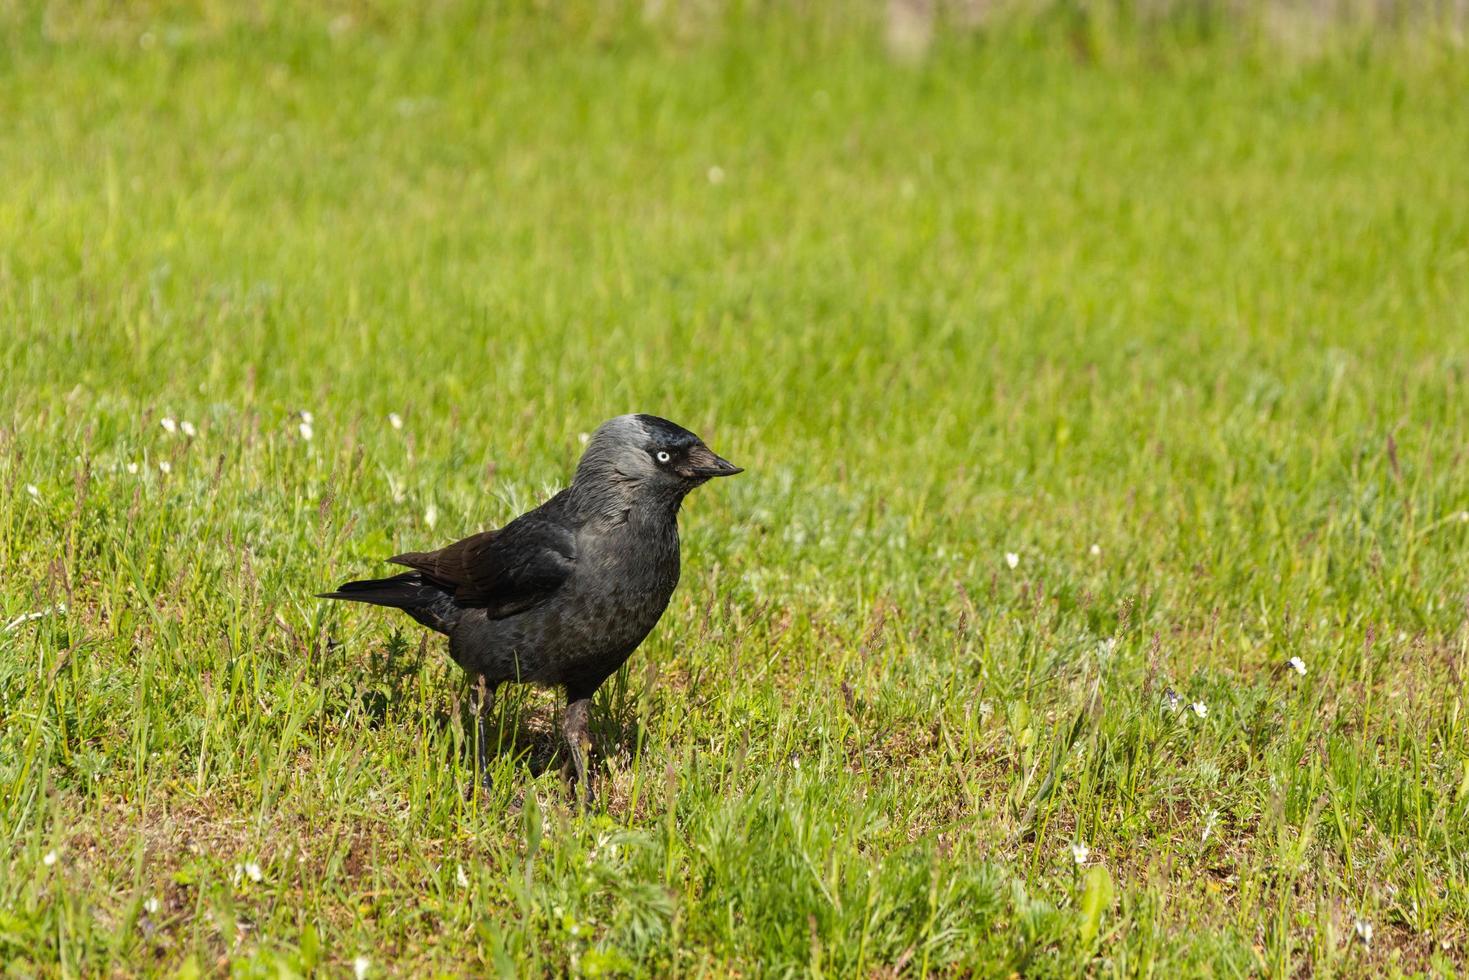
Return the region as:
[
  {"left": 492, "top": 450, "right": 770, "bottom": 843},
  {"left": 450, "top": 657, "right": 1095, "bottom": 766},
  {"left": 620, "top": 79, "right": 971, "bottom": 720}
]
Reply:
[{"left": 319, "top": 414, "right": 741, "bottom": 799}]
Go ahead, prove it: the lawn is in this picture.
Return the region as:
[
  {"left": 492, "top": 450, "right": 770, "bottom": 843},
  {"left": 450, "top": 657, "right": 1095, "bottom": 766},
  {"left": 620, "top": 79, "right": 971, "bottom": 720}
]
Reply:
[{"left": 3, "top": 1, "right": 1469, "bottom": 975}]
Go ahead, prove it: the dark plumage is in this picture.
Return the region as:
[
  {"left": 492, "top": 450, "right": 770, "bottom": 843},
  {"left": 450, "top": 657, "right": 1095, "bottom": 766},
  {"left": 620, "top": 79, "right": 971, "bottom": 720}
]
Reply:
[{"left": 319, "top": 414, "right": 741, "bottom": 798}]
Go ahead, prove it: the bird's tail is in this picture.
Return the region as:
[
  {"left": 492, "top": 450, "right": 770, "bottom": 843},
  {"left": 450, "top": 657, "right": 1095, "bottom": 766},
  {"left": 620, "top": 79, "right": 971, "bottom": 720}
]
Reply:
[{"left": 317, "top": 572, "right": 462, "bottom": 635}]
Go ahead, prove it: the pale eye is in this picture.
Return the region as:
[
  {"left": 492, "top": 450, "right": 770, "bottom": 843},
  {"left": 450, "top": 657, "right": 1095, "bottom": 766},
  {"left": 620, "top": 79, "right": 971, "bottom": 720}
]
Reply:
[{"left": 656, "top": 451, "right": 671, "bottom": 463}]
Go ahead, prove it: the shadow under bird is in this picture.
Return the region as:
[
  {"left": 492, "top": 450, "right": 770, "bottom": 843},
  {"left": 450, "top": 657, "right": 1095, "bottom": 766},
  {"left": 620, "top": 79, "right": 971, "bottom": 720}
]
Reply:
[{"left": 318, "top": 414, "right": 742, "bottom": 799}]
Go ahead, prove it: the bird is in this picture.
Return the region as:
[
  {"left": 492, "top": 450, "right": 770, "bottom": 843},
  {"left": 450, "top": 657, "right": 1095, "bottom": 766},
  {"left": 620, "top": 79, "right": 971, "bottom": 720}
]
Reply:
[{"left": 318, "top": 414, "right": 742, "bottom": 800}]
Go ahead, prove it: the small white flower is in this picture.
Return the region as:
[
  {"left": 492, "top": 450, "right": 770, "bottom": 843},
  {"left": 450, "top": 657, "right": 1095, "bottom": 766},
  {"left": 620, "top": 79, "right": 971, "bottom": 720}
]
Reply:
[
  {"left": 42, "top": 850, "right": 58, "bottom": 867},
  {"left": 158, "top": 461, "right": 171, "bottom": 474},
  {"left": 1287, "top": 656, "right": 1307, "bottom": 676},
  {"left": 300, "top": 410, "right": 314, "bottom": 425},
  {"left": 127, "top": 462, "right": 140, "bottom": 475},
  {"left": 25, "top": 484, "right": 40, "bottom": 498},
  {"left": 180, "top": 420, "right": 197, "bottom": 437},
  {"left": 160, "top": 417, "right": 177, "bottom": 433},
  {"left": 1089, "top": 543, "right": 1102, "bottom": 557},
  {"left": 578, "top": 432, "right": 591, "bottom": 445},
  {"left": 1459, "top": 510, "right": 1469, "bottom": 523},
  {"left": 353, "top": 955, "right": 371, "bottom": 979},
  {"left": 388, "top": 412, "right": 403, "bottom": 430},
  {"left": 707, "top": 165, "right": 726, "bottom": 184},
  {"left": 456, "top": 864, "right": 469, "bottom": 888},
  {"left": 1004, "top": 552, "right": 1020, "bottom": 570},
  {"left": 424, "top": 503, "right": 438, "bottom": 529},
  {"left": 792, "top": 756, "right": 801, "bottom": 770},
  {"left": 143, "top": 896, "right": 160, "bottom": 914},
  {"left": 233, "top": 861, "right": 263, "bottom": 885},
  {"left": 1354, "top": 918, "right": 1373, "bottom": 947},
  {"left": 1070, "top": 841, "right": 1089, "bottom": 865},
  {"left": 298, "top": 421, "right": 313, "bottom": 441},
  {"left": 1191, "top": 701, "right": 1208, "bottom": 719},
  {"left": 1163, "top": 689, "right": 1181, "bottom": 712}
]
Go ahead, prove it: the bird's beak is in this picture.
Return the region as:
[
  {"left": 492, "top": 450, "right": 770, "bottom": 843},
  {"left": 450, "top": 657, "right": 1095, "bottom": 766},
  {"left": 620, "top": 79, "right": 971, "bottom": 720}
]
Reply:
[{"left": 683, "top": 444, "right": 743, "bottom": 479}]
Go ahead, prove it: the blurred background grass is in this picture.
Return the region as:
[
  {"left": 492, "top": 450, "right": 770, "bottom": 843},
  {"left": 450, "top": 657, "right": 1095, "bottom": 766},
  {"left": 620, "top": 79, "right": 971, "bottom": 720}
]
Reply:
[{"left": 3, "top": 0, "right": 1469, "bottom": 975}]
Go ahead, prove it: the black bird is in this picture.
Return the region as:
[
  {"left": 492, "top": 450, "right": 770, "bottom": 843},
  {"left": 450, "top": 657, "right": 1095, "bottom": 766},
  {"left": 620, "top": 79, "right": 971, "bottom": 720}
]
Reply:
[{"left": 318, "top": 414, "right": 741, "bottom": 798}]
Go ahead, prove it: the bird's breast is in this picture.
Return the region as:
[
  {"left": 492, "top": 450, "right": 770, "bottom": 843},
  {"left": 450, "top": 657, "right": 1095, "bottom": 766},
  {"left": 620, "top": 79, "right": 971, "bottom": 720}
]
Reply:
[
  {"left": 571, "top": 519, "right": 681, "bottom": 637},
  {"left": 580, "top": 519, "right": 680, "bottom": 591}
]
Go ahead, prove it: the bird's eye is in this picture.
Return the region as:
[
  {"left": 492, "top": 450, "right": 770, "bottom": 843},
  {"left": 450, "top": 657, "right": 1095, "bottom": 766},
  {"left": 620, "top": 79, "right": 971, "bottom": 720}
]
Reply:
[{"left": 655, "top": 450, "right": 671, "bottom": 463}]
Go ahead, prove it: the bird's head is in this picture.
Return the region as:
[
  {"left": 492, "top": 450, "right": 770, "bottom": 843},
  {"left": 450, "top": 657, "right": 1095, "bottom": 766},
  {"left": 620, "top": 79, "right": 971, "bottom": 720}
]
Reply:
[{"left": 574, "top": 414, "right": 742, "bottom": 500}]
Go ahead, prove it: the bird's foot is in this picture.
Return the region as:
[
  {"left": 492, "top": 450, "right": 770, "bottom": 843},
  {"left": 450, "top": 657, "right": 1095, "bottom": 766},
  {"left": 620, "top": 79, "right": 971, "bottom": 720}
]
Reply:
[
  {"left": 558, "top": 757, "right": 595, "bottom": 808},
  {"left": 561, "top": 695, "right": 596, "bottom": 810},
  {"left": 463, "top": 768, "right": 495, "bottom": 802},
  {"left": 463, "top": 672, "right": 498, "bottom": 802}
]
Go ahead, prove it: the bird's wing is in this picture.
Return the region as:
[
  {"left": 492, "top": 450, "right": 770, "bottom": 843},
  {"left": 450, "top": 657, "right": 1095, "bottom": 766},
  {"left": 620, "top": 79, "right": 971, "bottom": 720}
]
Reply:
[{"left": 387, "top": 514, "right": 577, "bottom": 619}]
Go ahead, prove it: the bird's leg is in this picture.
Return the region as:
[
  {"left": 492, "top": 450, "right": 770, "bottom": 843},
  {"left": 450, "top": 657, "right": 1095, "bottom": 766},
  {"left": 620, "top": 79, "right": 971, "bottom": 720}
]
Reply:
[
  {"left": 562, "top": 694, "right": 595, "bottom": 805},
  {"left": 472, "top": 673, "right": 497, "bottom": 792}
]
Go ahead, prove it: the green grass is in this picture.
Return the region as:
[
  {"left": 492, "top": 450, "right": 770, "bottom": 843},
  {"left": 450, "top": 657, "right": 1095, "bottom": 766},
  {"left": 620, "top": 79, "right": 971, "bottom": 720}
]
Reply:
[{"left": 4, "top": 2, "right": 1469, "bottom": 975}]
